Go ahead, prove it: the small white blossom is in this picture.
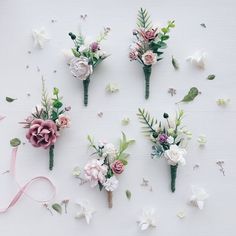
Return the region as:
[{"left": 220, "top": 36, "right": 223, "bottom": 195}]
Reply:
[
  {"left": 167, "top": 136, "right": 174, "bottom": 144},
  {"left": 75, "top": 200, "right": 95, "bottom": 224},
  {"left": 106, "top": 83, "right": 119, "bottom": 93},
  {"left": 103, "top": 176, "right": 119, "bottom": 191},
  {"left": 186, "top": 50, "right": 207, "bottom": 69},
  {"left": 137, "top": 208, "right": 157, "bottom": 231},
  {"left": 164, "top": 144, "right": 187, "bottom": 166},
  {"left": 32, "top": 27, "right": 50, "bottom": 48},
  {"left": 189, "top": 186, "right": 209, "bottom": 210},
  {"left": 197, "top": 135, "right": 207, "bottom": 146},
  {"left": 216, "top": 98, "right": 230, "bottom": 106}
]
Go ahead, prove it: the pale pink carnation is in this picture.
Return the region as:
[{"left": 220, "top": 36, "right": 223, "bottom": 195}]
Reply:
[
  {"left": 142, "top": 50, "right": 157, "bottom": 65},
  {"left": 56, "top": 114, "right": 71, "bottom": 128},
  {"left": 84, "top": 159, "right": 108, "bottom": 187}
]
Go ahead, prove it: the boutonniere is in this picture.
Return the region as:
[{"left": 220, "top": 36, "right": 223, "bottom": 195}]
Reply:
[
  {"left": 81, "top": 133, "right": 134, "bottom": 208},
  {"left": 67, "top": 25, "right": 110, "bottom": 106},
  {"left": 137, "top": 109, "right": 191, "bottom": 192},
  {"left": 20, "top": 79, "right": 71, "bottom": 170},
  {"left": 129, "top": 8, "right": 175, "bottom": 99}
]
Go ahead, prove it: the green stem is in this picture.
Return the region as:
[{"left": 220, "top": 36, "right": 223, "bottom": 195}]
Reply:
[
  {"left": 83, "top": 77, "right": 90, "bottom": 106},
  {"left": 170, "top": 164, "right": 178, "bottom": 192},
  {"left": 143, "top": 66, "right": 152, "bottom": 99},
  {"left": 49, "top": 145, "right": 55, "bottom": 171}
]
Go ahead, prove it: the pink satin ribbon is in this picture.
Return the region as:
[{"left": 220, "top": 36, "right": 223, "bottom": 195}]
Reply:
[{"left": 0, "top": 147, "right": 56, "bottom": 213}]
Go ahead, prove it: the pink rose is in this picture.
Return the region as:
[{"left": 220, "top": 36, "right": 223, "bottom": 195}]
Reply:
[
  {"left": 141, "top": 29, "right": 158, "bottom": 41},
  {"left": 111, "top": 160, "right": 124, "bottom": 174},
  {"left": 26, "top": 119, "right": 59, "bottom": 149},
  {"left": 142, "top": 50, "right": 157, "bottom": 65},
  {"left": 56, "top": 114, "right": 71, "bottom": 128},
  {"left": 129, "top": 50, "right": 139, "bottom": 61}
]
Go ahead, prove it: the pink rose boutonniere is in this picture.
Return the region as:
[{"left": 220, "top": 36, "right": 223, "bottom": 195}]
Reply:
[
  {"left": 67, "top": 20, "right": 110, "bottom": 106},
  {"left": 75, "top": 133, "right": 134, "bottom": 208},
  {"left": 21, "top": 79, "right": 71, "bottom": 170},
  {"left": 129, "top": 8, "right": 175, "bottom": 99}
]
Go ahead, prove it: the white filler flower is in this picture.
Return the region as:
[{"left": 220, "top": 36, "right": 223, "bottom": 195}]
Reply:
[
  {"left": 186, "top": 50, "right": 207, "bottom": 69},
  {"left": 32, "top": 27, "right": 50, "bottom": 48},
  {"left": 189, "top": 186, "right": 209, "bottom": 210},
  {"left": 75, "top": 200, "right": 95, "bottom": 224},
  {"left": 137, "top": 208, "right": 157, "bottom": 231}
]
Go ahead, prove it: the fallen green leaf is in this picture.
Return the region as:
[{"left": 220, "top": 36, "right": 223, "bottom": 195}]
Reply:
[
  {"left": 178, "top": 87, "right": 199, "bottom": 103},
  {"left": 6, "top": 97, "right": 17, "bottom": 103},
  {"left": 52, "top": 203, "right": 62, "bottom": 214},
  {"left": 125, "top": 190, "right": 131, "bottom": 200},
  {"left": 207, "top": 74, "right": 215, "bottom": 80},
  {"left": 10, "top": 138, "right": 21, "bottom": 147},
  {"left": 171, "top": 56, "right": 179, "bottom": 70}
]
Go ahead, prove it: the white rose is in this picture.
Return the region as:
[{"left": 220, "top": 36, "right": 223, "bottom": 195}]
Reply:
[
  {"left": 103, "top": 176, "right": 119, "bottom": 191},
  {"left": 167, "top": 136, "right": 174, "bottom": 144},
  {"left": 69, "top": 57, "right": 93, "bottom": 80},
  {"left": 164, "top": 144, "right": 187, "bottom": 166}
]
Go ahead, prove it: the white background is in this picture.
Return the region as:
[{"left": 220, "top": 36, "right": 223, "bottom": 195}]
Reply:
[{"left": 0, "top": 0, "right": 235, "bottom": 235}]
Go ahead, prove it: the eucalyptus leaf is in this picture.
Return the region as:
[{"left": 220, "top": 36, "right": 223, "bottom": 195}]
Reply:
[
  {"left": 10, "top": 138, "right": 21, "bottom": 147},
  {"left": 207, "top": 74, "right": 215, "bottom": 80},
  {"left": 171, "top": 56, "right": 179, "bottom": 70},
  {"left": 178, "top": 87, "right": 199, "bottom": 103},
  {"left": 6, "top": 97, "right": 17, "bottom": 103},
  {"left": 52, "top": 203, "right": 62, "bottom": 214},
  {"left": 125, "top": 190, "right": 131, "bottom": 200}
]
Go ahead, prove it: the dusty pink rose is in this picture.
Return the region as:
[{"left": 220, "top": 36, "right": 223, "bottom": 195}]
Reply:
[
  {"left": 111, "top": 160, "right": 124, "bottom": 174},
  {"left": 141, "top": 29, "right": 158, "bottom": 41},
  {"left": 56, "top": 114, "right": 71, "bottom": 128},
  {"left": 26, "top": 119, "right": 59, "bottom": 149},
  {"left": 129, "top": 50, "right": 139, "bottom": 61},
  {"left": 142, "top": 50, "right": 157, "bottom": 65}
]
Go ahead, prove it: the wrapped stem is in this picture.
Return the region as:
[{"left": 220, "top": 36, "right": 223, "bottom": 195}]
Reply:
[
  {"left": 83, "top": 77, "right": 90, "bottom": 106},
  {"left": 49, "top": 145, "right": 55, "bottom": 171},
  {"left": 107, "top": 191, "right": 113, "bottom": 208},
  {"left": 143, "top": 65, "right": 152, "bottom": 99},
  {"left": 170, "top": 164, "right": 178, "bottom": 192}
]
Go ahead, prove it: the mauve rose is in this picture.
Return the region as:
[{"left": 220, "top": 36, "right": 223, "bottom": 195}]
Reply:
[
  {"left": 142, "top": 50, "right": 157, "bottom": 65},
  {"left": 111, "top": 160, "right": 124, "bottom": 174},
  {"left": 90, "top": 42, "right": 100, "bottom": 52},
  {"left": 142, "top": 29, "right": 158, "bottom": 41},
  {"left": 26, "top": 119, "right": 59, "bottom": 149}
]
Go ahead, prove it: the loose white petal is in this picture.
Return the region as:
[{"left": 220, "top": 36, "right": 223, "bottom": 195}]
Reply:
[
  {"left": 186, "top": 50, "right": 207, "bottom": 69},
  {"left": 75, "top": 200, "right": 95, "bottom": 224},
  {"left": 189, "top": 186, "right": 209, "bottom": 210},
  {"left": 137, "top": 208, "right": 157, "bottom": 231}
]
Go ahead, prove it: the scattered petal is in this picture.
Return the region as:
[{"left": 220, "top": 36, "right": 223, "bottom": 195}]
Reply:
[
  {"left": 10, "top": 138, "right": 21, "bottom": 147},
  {"left": 168, "top": 88, "right": 176, "bottom": 96},
  {"left": 186, "top": 50, "right": 207, "bottom": 69},
  {"left": 140, "top": 178, "right": 149, "bottom": 187},
  {"left": 75, "top": 200, "right": 95, "bottom": 224},
  {"left": 216, "top": 160, "right": 225, "bottom": 176},
  {"left": 52, "top": 203, "right": 62, "bottom": 214},
  {"left": 97, "top": 112, "right": 103, "bottom": 118},
  {"left": 32, "top": 27, "right": 50, "bottom": 48},
  {"left": 72, "top": 166, "right": 81, "bottom": 177},
  {"left": 0, "top": 116, "right": 6, "bottom": 121},
  {"left": 200, "top": 23, "right": 206, "bottom": 28},
  {"left": 216, "top": 98, "right": 230, "bottom": 106},
  {"left": 197, "top": 135, "right": 207, "bottom": 146},
  {"left": 137, "top": 208, "right": 157, "bottom": 231},
  {"left": 106, "top": 83, "right": 119, "bottom": 93},
  {"left": 193, "top": 164, "right": 200, "bottom": 170},
  {"left": 189, "top": 186, "right": 209, "bottom": 210},
  {"left": 121, "top": 117, "right": 130, "bottom": 126},
  {"left": 177, "top": 211, "right": 186, "bottom": 219}
]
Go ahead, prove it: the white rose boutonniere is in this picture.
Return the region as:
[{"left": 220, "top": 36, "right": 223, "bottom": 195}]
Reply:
[{"left": 164, "top": 144, "right": 187, "bottom": 166}]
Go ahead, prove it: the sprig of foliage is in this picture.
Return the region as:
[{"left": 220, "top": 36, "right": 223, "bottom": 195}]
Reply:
[
  {"left": 41, "top": 78, "right": 51, "bottom": 119},
  {"left": 50, "top": 88, "right": 64, "bottom": 121},
  {"left": 96, "top": 27, "right": 110, "bottom": 43},
  {"left": 137, "top": 108, "right": 157, "bottom": 136},
  {"left": 116, "top": 132, "right": 135, "bottom": 165},
  {"left": 87, "top": 135, "right": 102, "bottom": 156},
  {"left": 137, "top": 8, "right": 152, "bottom": 30}
]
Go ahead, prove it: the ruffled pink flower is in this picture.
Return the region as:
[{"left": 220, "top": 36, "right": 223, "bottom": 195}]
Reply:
[
  {"left": 141, "top": 28, "right": 158, "bottom": 41},
  {"left": 142, "top": 50, "right": 157, "bottom": 65},
  {"left": 56, "top": 114, "right": 71, "bottom": 128},
  {"left": 111, "top": 160, "right": 124, "bottom": 174},
  {"left": 26, "top": 119, "right": 59, "bottom": 149},
  {"left": 84, "top": 159, "right": 108, "bottom": 187},
  {"left": 129, "top": 50, "right": 139, "bottom": 61}
]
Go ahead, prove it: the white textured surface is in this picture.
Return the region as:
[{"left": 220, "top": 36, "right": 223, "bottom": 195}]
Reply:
[{"left": 0, "top": 0, "right": 235, "bottom": 235}]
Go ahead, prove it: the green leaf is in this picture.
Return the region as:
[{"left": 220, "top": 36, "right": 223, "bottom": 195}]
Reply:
[
  {"left": 161, "top": 27, "right": 169, "bottom": 34},
  {"left": 125, "top": 190, "right": 131, "bottom": 200},
  {"left": 161, "top": 35, "right": 169, "bottom": 41},
  {"left": 53, "top": 100, "right": 63, "bottom": 109},
  {"left": 137, "top": 8, "right": 152, "bottom": 29},
  {"left": 178, "top": 87, "right": 199, "bottom": 103},
  {"left": 10, "top": 138, "right": 21, "bottom": 147},
  {"left": 72, "top": 48, "right": 80, "bottom": 58},
  {"left": 171, "top": 56, "right": 179, "bottom": 70},
  {"left": 52, "top": 203, "right": 62, "bottom": 214},
  {"left": 137, "top": 108, "right": 157, "bottom": 136},
  {"left": 6, "top": 97, "right": 17, "bottom": 103},
  {"left": 207, "top": 74, "right": 215, "bottom": 80}
]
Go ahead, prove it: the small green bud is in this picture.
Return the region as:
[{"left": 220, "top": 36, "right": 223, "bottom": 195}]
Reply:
[{"left": 53, "top": 87, "right": 59, "bottom": 95}]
